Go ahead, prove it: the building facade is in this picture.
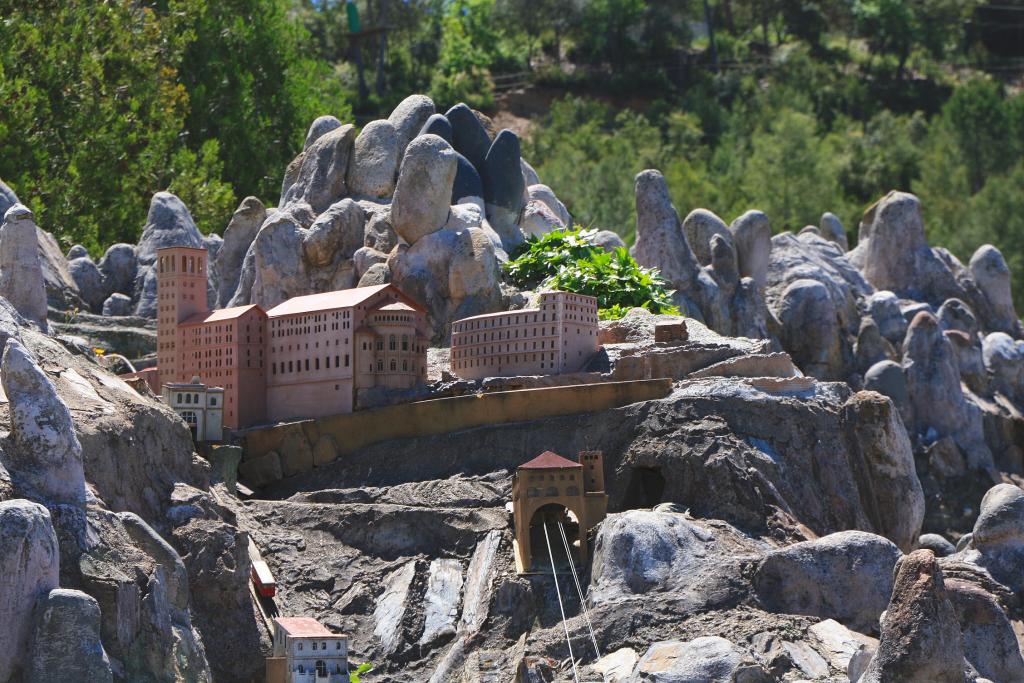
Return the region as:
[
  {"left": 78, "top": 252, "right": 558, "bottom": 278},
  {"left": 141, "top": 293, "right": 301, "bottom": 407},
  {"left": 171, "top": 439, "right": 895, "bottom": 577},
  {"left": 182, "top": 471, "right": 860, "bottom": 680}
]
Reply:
[
  {"left": 156, "top": 246, "right": 429, "bottom": 429},
  {"left": 266, "top": 617, "right": 348, "bottom": 683},
  {"left": 450, "top": 291, "right": 599, "bottom": 380},
  {"left": 161, "top": 378, "right": 224, "bottom": 442},
  {"left": 511, "top": 450, "right": 608, "bottom": 574}
]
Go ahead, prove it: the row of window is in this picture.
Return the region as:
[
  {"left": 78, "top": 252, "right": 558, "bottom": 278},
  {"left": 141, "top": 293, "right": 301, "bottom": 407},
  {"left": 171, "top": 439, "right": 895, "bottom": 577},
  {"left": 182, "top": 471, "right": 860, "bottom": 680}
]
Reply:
[
  {"left": 272, "top": 355, "right": 350, "bottom": 375},
  {"left": 526, "top": 485, "right": 580, "bottom": 497},
  {"left": 453, "top": 340, "right": 558, "bottom": 358},
  {"left": 452, "top": 352, "right": 560, "bottom": 370},
  {"left": 157, "top": 253, "right": 206, "bottom": 274}
]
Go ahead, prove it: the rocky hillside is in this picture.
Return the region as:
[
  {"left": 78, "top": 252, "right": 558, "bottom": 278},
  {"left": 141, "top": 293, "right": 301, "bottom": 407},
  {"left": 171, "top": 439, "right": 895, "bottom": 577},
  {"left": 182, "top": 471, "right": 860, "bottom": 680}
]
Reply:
[{"left": 1, "top": 91, "right": 1024, "bottom": 682}]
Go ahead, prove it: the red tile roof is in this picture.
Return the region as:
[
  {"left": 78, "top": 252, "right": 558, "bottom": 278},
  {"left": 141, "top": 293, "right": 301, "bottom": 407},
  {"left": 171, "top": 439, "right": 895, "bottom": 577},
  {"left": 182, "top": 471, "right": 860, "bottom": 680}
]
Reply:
[
  {"left": 265, "top": 284, "right": 393, "bottom": 318},
  {"left": 519, "top": 451, "right": 581, "bottom": 470},
  {"left": 179, "top": 304, "right": 265, "bottom": 327},
  {"left": 274, "top": 617, "right": 335, "bottom": 637}
]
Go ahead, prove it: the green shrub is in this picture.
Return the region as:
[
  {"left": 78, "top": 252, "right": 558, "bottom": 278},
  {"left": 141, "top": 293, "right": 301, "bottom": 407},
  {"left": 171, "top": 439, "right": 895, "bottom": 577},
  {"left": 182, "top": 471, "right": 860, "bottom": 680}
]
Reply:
[{"left": 504, "top": 228, "right": 679, "bottom": 319}]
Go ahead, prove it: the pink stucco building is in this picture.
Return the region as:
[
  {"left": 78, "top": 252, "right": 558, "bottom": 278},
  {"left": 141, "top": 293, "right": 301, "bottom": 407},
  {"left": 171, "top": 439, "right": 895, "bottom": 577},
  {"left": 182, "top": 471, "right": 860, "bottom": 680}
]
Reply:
[
  {"left": 449, "top": 291, "right": 599, "bottom": 380},
  {"left": 155, "top": 245, "right": 428, "bottom": 429}
]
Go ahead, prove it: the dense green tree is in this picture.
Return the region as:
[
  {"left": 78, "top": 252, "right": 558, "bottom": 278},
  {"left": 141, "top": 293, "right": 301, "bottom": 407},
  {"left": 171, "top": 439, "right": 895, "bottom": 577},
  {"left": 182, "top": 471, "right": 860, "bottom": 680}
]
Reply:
[{"left": 941, "top": 77, "right": 1011, "bottom": 193}]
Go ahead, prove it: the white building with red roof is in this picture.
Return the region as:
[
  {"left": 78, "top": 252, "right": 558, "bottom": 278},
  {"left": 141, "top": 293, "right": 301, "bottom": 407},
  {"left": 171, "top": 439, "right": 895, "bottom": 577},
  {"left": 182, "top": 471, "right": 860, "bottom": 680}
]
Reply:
[{"left": 267, "top": 617, "right": 348, "bottom": 683}]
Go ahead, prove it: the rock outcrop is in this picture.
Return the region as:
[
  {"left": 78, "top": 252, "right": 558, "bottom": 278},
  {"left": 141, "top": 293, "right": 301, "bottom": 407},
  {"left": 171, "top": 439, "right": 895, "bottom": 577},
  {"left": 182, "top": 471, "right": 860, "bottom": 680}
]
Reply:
[
  {"left": 0, "top": 205, "right": 49, "bottom": 329},
  {"left": 25, "top": 588, "right": 113, "bottom": 682},
  {"left": 212, "top": 196, "right": 266, "bottom": 307}
]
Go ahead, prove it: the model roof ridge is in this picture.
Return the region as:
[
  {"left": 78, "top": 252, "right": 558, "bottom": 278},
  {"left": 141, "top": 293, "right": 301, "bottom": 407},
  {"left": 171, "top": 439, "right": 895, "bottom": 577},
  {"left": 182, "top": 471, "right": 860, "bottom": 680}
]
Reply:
[
  {"left": 265, "top": 283, "right": 426, "bottom": 318},
  {"left": 377, "top": 301, "right": 416, "bottom": 312},
  {"left": 179, "top": 303, "right": 265, "bottom": 327},
  {"left": 519, "top": 450, "right": 582, "bottom": 470},
  {"left": 273, "top": 616, "right": 340, "bottom": 637}
]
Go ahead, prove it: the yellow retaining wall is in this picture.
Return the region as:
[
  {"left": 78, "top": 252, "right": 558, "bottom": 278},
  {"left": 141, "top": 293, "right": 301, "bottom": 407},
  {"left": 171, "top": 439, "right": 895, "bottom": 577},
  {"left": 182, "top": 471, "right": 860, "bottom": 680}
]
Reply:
[{"left": 241, "top": 379, "right": 672, "bottom": 474}]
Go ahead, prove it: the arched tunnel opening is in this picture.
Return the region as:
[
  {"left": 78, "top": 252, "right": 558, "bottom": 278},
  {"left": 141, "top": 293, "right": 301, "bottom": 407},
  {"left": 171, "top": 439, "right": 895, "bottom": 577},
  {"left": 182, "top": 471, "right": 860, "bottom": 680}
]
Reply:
[
  {"left": 622, "top": 466, "right": 666, "bottom": 510},
  {"left": 528, "top": 504, "right": 580, "bottom": 571}
]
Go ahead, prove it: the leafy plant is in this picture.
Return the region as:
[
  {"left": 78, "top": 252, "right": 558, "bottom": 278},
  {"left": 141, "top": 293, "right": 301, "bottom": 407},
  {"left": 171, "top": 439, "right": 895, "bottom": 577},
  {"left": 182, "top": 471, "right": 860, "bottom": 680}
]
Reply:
[
  {"left": 350, "top": 662, "right": 373, "bottom": 683},
  {"left": 504, "top": 227, "right": 679, "bottom": 319}
]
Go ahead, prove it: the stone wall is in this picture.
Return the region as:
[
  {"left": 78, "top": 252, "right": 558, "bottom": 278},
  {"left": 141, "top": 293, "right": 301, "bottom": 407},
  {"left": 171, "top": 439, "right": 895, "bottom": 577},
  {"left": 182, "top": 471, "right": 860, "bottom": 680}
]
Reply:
[{"left": 238, "top": 379, "right": 672, "bottom": 486}]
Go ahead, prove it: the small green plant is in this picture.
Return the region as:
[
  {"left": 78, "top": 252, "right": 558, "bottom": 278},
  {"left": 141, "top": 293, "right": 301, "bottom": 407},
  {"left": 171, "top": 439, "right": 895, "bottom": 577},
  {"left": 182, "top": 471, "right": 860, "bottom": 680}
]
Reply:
[
  {"left": 504, "top": 227, "right": 679, "bottom": 319},
  {"left": 350, "top": 662, "right": 373, "bottom": 683}
]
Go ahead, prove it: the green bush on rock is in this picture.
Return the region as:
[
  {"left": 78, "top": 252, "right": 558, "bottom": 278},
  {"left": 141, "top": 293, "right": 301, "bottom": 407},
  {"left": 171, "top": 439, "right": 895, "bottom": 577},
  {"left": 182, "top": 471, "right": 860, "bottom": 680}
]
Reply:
[{"left": 504, "top": 227, "right": 679, "bottom": 320}]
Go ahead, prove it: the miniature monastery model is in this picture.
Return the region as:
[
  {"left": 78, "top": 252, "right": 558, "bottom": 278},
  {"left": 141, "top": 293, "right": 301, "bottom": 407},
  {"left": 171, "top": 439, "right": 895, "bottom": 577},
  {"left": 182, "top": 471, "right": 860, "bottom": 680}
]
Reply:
[
  {"left": 450, "top": 291, "right": 600, "bottom": 379},
  {"left": 266, "top": 617, "right": 348, "bottom": 683},
  {"left": 155, "top": 245, "right": 429, "bottom": 429},
  {"left": 160, "top": 377, "right": 224, "bottom": 442},
  {"left": 512, "top": 450, "right": 608, "bottom": 574}
]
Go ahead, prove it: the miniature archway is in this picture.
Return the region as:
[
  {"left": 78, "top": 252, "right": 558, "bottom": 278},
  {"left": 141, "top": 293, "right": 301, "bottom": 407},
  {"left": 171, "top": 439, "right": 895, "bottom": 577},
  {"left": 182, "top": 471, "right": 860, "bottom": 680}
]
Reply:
[{"left": 528, "top": 503, "right": 581, "bottom": 571}]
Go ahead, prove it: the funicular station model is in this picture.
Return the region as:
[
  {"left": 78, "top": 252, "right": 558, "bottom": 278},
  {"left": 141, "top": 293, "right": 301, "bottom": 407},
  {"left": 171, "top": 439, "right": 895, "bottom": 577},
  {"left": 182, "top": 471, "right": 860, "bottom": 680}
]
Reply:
[{"left": 512, "top": 450, "right": 608, "bottom": 574}]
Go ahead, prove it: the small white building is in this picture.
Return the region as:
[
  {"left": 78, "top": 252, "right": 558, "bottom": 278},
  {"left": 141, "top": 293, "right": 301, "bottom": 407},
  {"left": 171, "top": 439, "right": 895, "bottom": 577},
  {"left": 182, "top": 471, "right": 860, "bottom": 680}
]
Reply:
[
  {"left": 266, "top": 617, "right": 348, "bottom": 683},
  {"left": 161, "top": 376, "right": 224, "bottom": 442}
]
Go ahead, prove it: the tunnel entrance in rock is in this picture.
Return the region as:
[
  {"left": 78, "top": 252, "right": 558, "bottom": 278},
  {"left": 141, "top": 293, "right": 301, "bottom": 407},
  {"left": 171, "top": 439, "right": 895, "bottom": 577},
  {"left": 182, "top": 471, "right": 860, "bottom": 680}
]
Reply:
[
  {"left": 528, "top": 504, "right": 580, "bottom": 571},
  {"left": 622, "top": 466, "right": 666, "bottom": 509}
]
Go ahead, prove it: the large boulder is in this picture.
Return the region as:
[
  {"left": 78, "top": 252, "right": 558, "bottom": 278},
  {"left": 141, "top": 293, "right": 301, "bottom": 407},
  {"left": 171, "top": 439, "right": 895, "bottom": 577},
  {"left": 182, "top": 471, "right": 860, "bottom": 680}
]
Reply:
[
  {"left": 982, "top": 332, "right": 1022, "bottom": 399},
  {"left": 865, "top": 291, "right": 907, "bottom": 345},
  {"left": 682, "top": 209, "right": 733, "bottom": 268},
  {"left": 1, "top": 339, "right": 86, "bottom": 506},
  {"left": 0, "top": 177, "right": 17, "bottom": 216},
  {"left": 25, "top": 588, "right": 113, "bottom": 683},
  {"left": 753, "top": 531, "right": 901, "bottom": 632},
  {"left": 630, "top": 171, "right": 701, "bottom": 294},
  {"left": 101, "top": 293, "right": 133, "bottom": 317},
  {"left": 819, "top": 211, "right": 848, "bottom": 251},
  {"left": 452, "top": 151, "right": 484, "bottom": 206},
  {"left": 0, "top": 500, "right": 60, "bottom": 682},
  {"left": 347, "top": 119, "right": 400, "bottom": 199},
  {"left": 446, "top": 103, "right": 492, "bottom": 172},
  {"left": 212, "top": 197, "right": 265, "bottom": 307},
  {"left": 37, "top": 227, "right": 84, "bottom": 310},
  {"left": 388, "top": 94, "right": 436, "bottom": 161},
  {"left": 391, "top": 134, "right": 457, "bottom": 244},
  {"left": 134, "top": 192, "right": 204, "bottom": 266},
  {"left": 97, "top": 243, "right": 138, "bottom": 298},
  {"left": 68, "top": 256, "right": 106, "bottom": 311},
  {"left": 863, "top": 360, "right": 910, "bottom": 422},
  {"left": 776, "top": 278, "right": 844, "bottom": 380},
  {"left": 859, "top": 550, "right": 964, "bottom": 683},
  {"left": 303, "top": 114, "right": 343, "bottom": 150},
  {"left": 589, "top": 511, "right": 762, "bottom": 607},
  {"left": 840, "top": 391, "right": 924, "bottom": 551},
  {"left": 854, "top": 191, "right": 968, "bottom": 307},
  {"left": 0, "top": 205, "right": 49, "bottom": 329},
  {"left": 959, "top": 483, "right": 1024, "bottom": 592},
  {"left": 481, "top": 129, "right": 527, "bottom": 248},
  {"left": 247, "top": 211, "right": 310, "bottom": 310},
  {"left": 302, "top": 198, "right": 365, "bottom": 268},
  {"left": 946, "top": 578, "right": 1024, "bottom": 682},
  {"left": 419, "top": 113, "right": 453, "bottom": 142},
  {"left": 282, "top": 124, "right": 356, "bottom": 213},
  {"left": 527, "top": 184, "right": 571, "bottom": 228},
  {"left": 969, "top": 244, "right": 1019, "bottom": 336},
  {"left": 728, "top": 210, "right": 771, "bottom": 290},
  {"left": 629, "top": 637, "right": 762, "bottom": 683}
]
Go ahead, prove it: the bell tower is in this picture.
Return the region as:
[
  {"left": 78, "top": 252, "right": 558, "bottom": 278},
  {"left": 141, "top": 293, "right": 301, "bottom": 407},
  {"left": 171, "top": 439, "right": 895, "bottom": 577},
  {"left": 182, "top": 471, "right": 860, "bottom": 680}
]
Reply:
[{"left": 156, "top": 246, "right": 208, "bottom": 384}]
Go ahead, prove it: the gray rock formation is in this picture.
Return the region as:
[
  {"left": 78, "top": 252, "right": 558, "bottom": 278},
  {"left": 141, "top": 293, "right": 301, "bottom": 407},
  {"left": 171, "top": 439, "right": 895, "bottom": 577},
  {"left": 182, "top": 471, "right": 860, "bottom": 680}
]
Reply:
[
  {"left": 98, "top": 243, "right": 138, "bottom": 298},
  {"left": 682, "top": 208, "right": 732, "bottom": 268},
  {"left": 101, "top": 292, "right": 133, "bottom": 317},
  {"left": 590, "top": 510, "right": 763, "bottom": 606},
  {"left": 820, "top": 211, "right": 848, "bottom": 251},
  {"left": 0, "top": 205, "right": 49, "bottom": 329},
  {"left": 388, "top": 94, "right": 436, "bottom": 161},
  {"left": 519, "top": 199, "right": 564, "bottom": 238},
  {"left": 728, "top": 210, "right": 771, "bottom": 290},
  {"left": 133, "top": 192, "right": 204, "bottom": 317},
  {"left": 753, "top": 531, "right": 901, "bottom": 632},
  {"left": 451, "top": 151, "right": 484, "bottom": 206},
  {"left": 958, "top": 483, "right": 1024, "bottom": 592},
  {"left": 630, "top": 637, "right": 763, "bottom": 683},
  {"left": 69, "top": 255, "right": 106, "bottom": 311},
  {"left": 527, "top": 184, "right": 571, "bottom": 228},
  {"left": 419, "top": 558, "right": 464, "bottom": 646},
  {"left": 982, "top": 332, "right": 1021, "bottom": 398},
  {"left": 348, "top": 119, "right": 400, "bottom": 198},
  {"left": 212, "top": 196, "right": 265, "bottom": 307},
  {"left": 630, "top": 171, "right": 701, "bottom": 296},
  {"left": 863, "top": 359, "right": 909, "bottom": 419},
  {"left": 860, "top": 550, "right": 964, "bottom": 683},
  {"left": 419, "top": 113, "right": 453, "bottom": 142},
  {"left": 303, "top": 114, "right": 343, "bottom": 150},
  {"left": 481, "top": 130, "right": 527, "bottom": 248},
  {"left": 392, "top": 134, "right": 457, "bottom": 244},
  {"left": 303, "top": 199, "right": 365, "bottom": 268},
  {"left": 777, "top": 278, "right": 843, "bottom": 380},
  {"left": 25, "top": 588, "right": 113, "bottom": 683},
  {"left": 919, "top": 533, "right": 956, "bottom": 557},
  {"left": 67, "top": 244, "right": 89, "bottom": 259},
  {"left": 2, "top": 339, "right": 86, "bottom": 506},
  {"left": 0, "top": 500, "right": 59, "bottom": 682},
  {"left": 969, "top": 244, "right": 1019, "bottom": 335},
  {"left": 866, "top": 290, "right": 907, "bottom": 345},
  {"left": 946, "top": 577, "right": 1024, "bottom": 682},
  {"left": 591, "top": 229, "right": 626, "bottom": 252},
  {"left": 0, "top": 177, "right": 17, "bottom": 216},
  {"left": 446, "top": 103, "right": 491, "bottom": 172},
  {"left": 374, "top": 560, "right": 417, "bottom": 656},
  {"left": 282, "top": 124, "right": 356, "bottom": 213}
]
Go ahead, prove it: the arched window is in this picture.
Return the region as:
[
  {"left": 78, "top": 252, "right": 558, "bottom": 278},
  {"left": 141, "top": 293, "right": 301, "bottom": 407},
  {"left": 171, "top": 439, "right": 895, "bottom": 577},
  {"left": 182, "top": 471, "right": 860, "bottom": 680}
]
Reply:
[
  {"left": 184, "top": 394, "right": 192, "bottom": 404},
  {"left": 176, "top": 393, "right": 182, "bottom": 403},
  {"left": 389, "top": 335, "right": 396, "bottom": 351}
]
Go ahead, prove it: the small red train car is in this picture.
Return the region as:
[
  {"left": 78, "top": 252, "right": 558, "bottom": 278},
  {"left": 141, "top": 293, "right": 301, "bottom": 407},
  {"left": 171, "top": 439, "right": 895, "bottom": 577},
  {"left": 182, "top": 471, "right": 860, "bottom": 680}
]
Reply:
[{"left": 251, "top": 560, "right": 277, "bottom": 598}]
